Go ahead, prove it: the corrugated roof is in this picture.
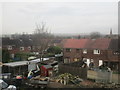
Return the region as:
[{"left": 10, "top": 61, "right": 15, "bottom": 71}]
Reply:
[
  {"left": 3, "top": 61, "right": 28, "bottom": 67},
  {"left": 3, "top": 57, "right": 52, "bottom": 67}
]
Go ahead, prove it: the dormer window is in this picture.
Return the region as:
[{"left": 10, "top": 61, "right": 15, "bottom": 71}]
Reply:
[
  {"left": 93, "top": 49, "right": 100, "bottom": 54},
  {"left": 7, "top": 45, "right": 12, "bottom": 50},
  {"left": 20, "top": 47, "right": 24, "bottom": 51},
  {"left": 83, "top": 49, "right": 87, "bottom": 54}
]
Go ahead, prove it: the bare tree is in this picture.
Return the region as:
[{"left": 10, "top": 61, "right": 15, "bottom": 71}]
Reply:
[
  {"left": 32, "top": 22, "right": 53, "bottom": 61},
  {"left": 90, "top": 32, "right": 102, "bottom": 39}
]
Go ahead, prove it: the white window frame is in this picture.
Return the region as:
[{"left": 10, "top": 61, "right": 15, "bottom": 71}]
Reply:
[
  {"left": 20, "top": 47, "right": 24, "bottom": 51},
  {"left": 64, "top": 57, "right": 70, "bottom": 63},
  {"left": 93, "top": 49, "right": 100, "bottom": 54},
  {"left": 28, "top": 46, "right": 31, "bottom": 50},
  {"left": 99, "top": 60, "right": 103, "bottom": 66},
  {"left": 113, "top": 51, "right": 119, "bottom": 55},
  {"left": 7, "top": 45, "right": 12, "bottom": 50},
  {"left": 83, "top": 49, "right": 87, "bottom": 54}
]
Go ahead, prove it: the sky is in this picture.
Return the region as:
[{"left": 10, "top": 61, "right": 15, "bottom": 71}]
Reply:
[{"left": 0, "top": 1, "right": 118, "bottom": 35}]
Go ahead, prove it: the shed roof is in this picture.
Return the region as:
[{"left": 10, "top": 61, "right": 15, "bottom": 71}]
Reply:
[
  {"left": 3, "top": 58, "right": 52, "bottom": 67},
  {"left": 3, "top": 61, "right": 28, "bottom": 67},
  {"left": 42, "top": 65, "right": 52, "bottom": 69}
]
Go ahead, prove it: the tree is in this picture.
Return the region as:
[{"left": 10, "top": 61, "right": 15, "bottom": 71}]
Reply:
[
  {"left": 32, "top": 22, "right": 53, "bottom": 61},
  {"left": 78, "top": 35, "right": 81, "bottom": 39},
  {"left": 47, "top": 46, "right": 62, "bottom": 54},
  {"left": 2, "top": 49, "right": 10, "bottom": 63},
  {"left": 14, "top": 52, "right": 31, "bottom": 61},
  {"left": 90, "top": 32, "right": 101, "bottom": 39}
]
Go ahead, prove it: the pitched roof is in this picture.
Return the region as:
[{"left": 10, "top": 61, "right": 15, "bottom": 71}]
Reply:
[
  {"left": 63, "top": 39, "right": 90, "bottom": 48},
  {"left": 87, "top": 38, "right": 111, "bottom": 50},
  {"left": 64, "top": 38, "right": 111, "bottom": 50},
  {"left": 2, "top": 37, "right": 33, "bottom": 47},
  {"left": 108, "top": 39, "right": 119, "bottom": 51}
]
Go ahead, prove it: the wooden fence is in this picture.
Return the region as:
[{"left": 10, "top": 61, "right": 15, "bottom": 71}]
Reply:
[
  {"left": 88, "top": 70, "right": 120, "bottom": 84},
  {"left": 58, "top": 63, "right": 87, "bottom": 79}
]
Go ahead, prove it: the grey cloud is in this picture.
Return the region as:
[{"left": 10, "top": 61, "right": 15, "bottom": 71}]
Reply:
[{"left": 2, "top": 2, "right": 118, "bottom": 35}]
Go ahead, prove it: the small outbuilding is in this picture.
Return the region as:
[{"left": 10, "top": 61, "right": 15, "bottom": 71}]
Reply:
[{"left": 40, "top": 65, "right": 53, "bottom": 77}]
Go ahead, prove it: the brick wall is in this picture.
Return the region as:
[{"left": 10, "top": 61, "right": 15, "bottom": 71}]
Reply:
[
  {"left": 63, "top": 48, "right": 83, "bottom": 62},
  {"left": 63, "top": 48, "right": 119, "bottom": 67}
]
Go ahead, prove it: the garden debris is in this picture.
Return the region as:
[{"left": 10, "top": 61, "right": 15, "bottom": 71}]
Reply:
[
  {"left": 56, "top": 73, "right": 83, "bottom": 86},
  {"left": 31, "top": 75, "right": 50, "bottom": 81},
  {"left": 25, "top": 76, "right": 50, "bottom": 88}
]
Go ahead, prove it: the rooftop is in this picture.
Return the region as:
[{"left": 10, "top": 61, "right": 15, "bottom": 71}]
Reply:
[
  {"left": 3, "top": 61, "right": 28, "bottom": 67},
  {"left": 63, "top": 38, "right": 117, "bottom": 50}
]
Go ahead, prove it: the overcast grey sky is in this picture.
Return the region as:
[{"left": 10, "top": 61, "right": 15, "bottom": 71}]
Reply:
[{"left": 1, "top": 2, "right": 118, "bottom": 35}]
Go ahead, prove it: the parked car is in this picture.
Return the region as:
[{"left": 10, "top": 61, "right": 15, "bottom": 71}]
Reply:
[{"left": 0, "top": 79, "right": 16, "bottom": 90}]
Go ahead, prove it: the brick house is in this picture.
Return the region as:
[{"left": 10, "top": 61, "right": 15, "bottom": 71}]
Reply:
[
  {"left": 63, "top": 39, "right": 90, "bottom": 63},
  {"left": 63, "top": 38, "right": 120, "bottom": 71},
  {"left": 2, "top": 37, "right": 33, "bottom": 58}
]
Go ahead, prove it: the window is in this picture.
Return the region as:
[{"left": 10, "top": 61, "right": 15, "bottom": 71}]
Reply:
[
  {"left": 32, "top": 46, "right": 35, "bottom": 50},
  {"left": 11, "top": 53, "right": 15, "bottom": 58},
  {"left": 76, "top": 49, "right": 80, "bottom": 53},
  {"left": 20, "top": 47, "right": 24, "bottom": 51},
  {"left": 66, "top": 48, "right": 71, "bottom": 52},
  {"left": 64, "top": 57, "right": 70, "bottom": 63},
  {"left": 28, "top": 46, "right": 31, "bottom": 50},
  {"left": 83, "top": 49, "right": 87, "bottom": 54},
  {"left": 93, "top": 49, "right": 100, "bottom": 54},
  {"left": 7, "top": 45, "right": 12, "bottom": 50},
  {"left": 99, "top": 60, "right": 103, "bottom": 66},
  {"left": 113, "top": 51, "right": 119, "bottom": 55},
  {"left": 74, "top": 58, "right": 80, "bottom": 62}
]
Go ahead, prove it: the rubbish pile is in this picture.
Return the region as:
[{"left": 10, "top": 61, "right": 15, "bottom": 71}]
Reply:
[
  {"left": 31, "top": 76, "right": 50, "bottom": 81},
  {"left": 54, "top": 73, "right": 83, "bottom": 86},
  {"left": 25, "top": 76, "right": 50, "bottom": 88}
]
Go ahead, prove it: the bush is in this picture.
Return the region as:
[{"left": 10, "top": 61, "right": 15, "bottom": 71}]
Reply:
[
  {"left": 2, "top": 49, "right": 10, "bottom": 63},
  {"left": 47, "top": 46, "right": 62, "bottom": 54},
  {"left": 43, "top": 53, "right": 55, "bottom": 58},
  {"left": 14, "top": 52, "right": 31, "bottom": 61}
]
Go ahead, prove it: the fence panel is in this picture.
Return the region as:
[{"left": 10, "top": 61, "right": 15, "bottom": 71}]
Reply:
[
  {"left": 95, "top": 70, "right": 112, "bottom": 83},
  {"left": 58, "top": 64, "right": 87, "bottom": 79}
]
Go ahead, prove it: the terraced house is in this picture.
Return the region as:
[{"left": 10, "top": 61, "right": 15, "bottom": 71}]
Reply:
[
  {"left": 63, "top": 38, "right": 120, "bottom": 71},
  {"left": 2, "top": 37, "right": 33, "bottom": 60}
]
